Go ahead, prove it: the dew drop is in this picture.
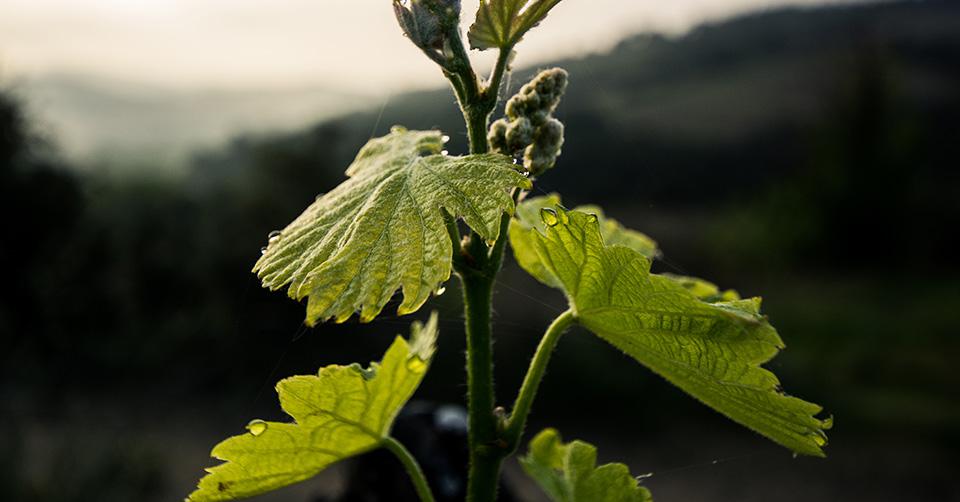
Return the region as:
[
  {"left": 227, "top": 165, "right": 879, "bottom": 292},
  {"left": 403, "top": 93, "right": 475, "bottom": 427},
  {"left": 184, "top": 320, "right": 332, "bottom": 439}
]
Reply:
[
  {"left": 267, "top": 230, "right": 282, "bottom": 244},
  {"left": 260, "top": 246, "right": 268, "bottom": 255},
  {"left": 586, "top": 213, "right": 599, "bottom": 223},
  {"left": 433, "top": 286, "right": 446, "bottom": 297},
  {"left": 246, "top": 419, "right": 268, "bottom": 436},
  {"left": 442, "top": 135, "right": 451, "bottom": 143},
  {"left": 540, "top": 208, "right": 559, "bottom": 227},
  {"left": 441, "top": 150, "right": 449, "bottom": 156},
  {"left": 315, "top": 192, "right": 326, "bottom": 202},
  {"left": 406, "top": 356, "right": 427, "bottom": 374}
]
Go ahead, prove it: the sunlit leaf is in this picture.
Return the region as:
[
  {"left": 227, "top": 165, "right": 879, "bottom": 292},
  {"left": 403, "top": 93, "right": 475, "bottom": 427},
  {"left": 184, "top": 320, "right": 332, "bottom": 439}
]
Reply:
[
  {"left": 254, "top": 127, "right": 530, "bottom": 325},
  {"left": 521, "top": 428, "right": 653, "bottom": 502},
  {"left": 468, "top": 0, "right": 563, "bottom": 50},
  {"left": 510, "top": 205, "right": 832, "bottom": 456},
  {"left": 187, "top": 313, "right": 439, "bottom": 501},
  {"left": 509, "top": 195, "right": 657, "bottom": 287}
]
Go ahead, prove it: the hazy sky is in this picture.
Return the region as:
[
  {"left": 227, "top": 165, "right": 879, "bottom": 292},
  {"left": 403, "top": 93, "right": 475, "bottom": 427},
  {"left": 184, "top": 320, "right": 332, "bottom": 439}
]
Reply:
[{"left": 1, "top": 0, "right": 862, "bottom": 94}]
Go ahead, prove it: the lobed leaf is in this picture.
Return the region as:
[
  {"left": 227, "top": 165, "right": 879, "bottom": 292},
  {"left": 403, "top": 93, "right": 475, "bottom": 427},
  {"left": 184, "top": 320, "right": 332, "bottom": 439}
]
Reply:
[
  {"left": 254, "top": 127, "right": 530, "bottom": 325},
  {"left": 510, "top": 204, "right": 832, "bottom": 456},
  {"left": 521, "top": 428, "right": 653, "bottom": 502},
  {"left": 468, "top": 0, "right": 564, "bottom": 50},
  {"left": 187, "top": 313, "right": 439, "bottom": 501}
]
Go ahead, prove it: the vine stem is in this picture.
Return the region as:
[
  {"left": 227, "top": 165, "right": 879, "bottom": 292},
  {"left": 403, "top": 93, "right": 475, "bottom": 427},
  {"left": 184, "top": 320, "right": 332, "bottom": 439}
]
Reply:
[
  {"left": 384, "top": 437, "right": 437, "bottom": 502},
  {"left": 460, "top": 263, "right": 502, "bottom": 502},
  {"left": 503, "top": 310, "right": 576, "bottom": 448},
  {"left": 437, "top": 25, "right": 523, "bottom": 501}
]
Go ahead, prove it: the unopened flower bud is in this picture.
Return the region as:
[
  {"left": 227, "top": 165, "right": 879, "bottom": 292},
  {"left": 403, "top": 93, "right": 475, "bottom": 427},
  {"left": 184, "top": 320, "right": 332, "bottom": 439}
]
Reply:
[
  {"left": 524, "top": 118, "right": 564, "bottom": 174},
  {"left": 505, "top": 117, "right": 534, "bottom": 152},
  {"left": 393, "top": 0, "right": 461, "bottom": 52},
  {"left": 488, "top": 119, "right": 509, "bottom": 154},
  {"left": 488, "top": 68, "right": 568, "bottom": 174}
]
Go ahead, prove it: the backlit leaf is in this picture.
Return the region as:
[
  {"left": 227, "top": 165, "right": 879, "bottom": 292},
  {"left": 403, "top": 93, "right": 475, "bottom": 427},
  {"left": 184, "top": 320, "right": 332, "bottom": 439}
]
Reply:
[
  {"left": 510, "top": 205, "right": 831, "bottom": 456},
  {"left": 468, "top": 0, "right": 564, "bottom": 50},
  {"left": 521, "top": 428, "right": 653, "bottom": 502},
  {"left": 509, "top": 195, "right": 657, "bottom": 287},
  {"left": 187, "top": 313, "right": 439, "bottom": 501},
  {"left": 254, "top": 127, "right": 530, "bottom": 325}
]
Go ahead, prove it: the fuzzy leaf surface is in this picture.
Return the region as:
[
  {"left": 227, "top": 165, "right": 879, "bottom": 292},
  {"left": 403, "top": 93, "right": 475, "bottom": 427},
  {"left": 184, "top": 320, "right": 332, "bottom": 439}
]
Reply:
[
  {"left": 521, "top": 428, "right": 652, "bottom": 502},
  {"left": 511, "top": 205, "right": 831, "bottom": 456},
  {"left": 468, "top": 0, "right": 563, "bottom": 50},
  {"left": 254, "top": 127, "right": 530, "bottom": 325},
  {"left": 187, "top": 314, "right": 439, "bottom": 501}
]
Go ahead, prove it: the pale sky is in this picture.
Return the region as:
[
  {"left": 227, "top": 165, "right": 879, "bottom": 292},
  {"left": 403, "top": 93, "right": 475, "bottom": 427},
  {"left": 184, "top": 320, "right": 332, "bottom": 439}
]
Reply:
[{"left": 0, "top": 0, "right": 864, "bottom": 94}]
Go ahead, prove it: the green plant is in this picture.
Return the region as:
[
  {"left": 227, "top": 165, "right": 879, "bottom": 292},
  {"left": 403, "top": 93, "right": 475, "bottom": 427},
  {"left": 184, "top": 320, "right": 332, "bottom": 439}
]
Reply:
[{"left": 187, "top": 2, "right": 831, "bottom": 501}]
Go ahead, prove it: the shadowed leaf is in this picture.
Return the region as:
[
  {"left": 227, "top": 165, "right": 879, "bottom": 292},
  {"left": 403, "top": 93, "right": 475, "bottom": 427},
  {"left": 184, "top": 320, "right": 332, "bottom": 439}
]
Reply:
[{"left": 187, "top": 314, "right": 439, "bottom": 501}]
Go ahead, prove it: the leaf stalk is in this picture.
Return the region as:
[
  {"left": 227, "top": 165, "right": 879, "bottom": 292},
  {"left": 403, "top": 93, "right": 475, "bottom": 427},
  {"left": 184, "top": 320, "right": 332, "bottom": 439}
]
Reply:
[
  {"left": 383, "top": 436, "right": 437, "bottom": 502},
  {"left": 503, "top": 309, "right": 576, "bottom": 450}
]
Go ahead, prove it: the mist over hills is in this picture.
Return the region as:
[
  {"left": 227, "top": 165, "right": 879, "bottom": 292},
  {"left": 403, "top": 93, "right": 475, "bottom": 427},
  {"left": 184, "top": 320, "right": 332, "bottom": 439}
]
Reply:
[{"left": 13, "top": 73, "right": 368, "bottom": 166}]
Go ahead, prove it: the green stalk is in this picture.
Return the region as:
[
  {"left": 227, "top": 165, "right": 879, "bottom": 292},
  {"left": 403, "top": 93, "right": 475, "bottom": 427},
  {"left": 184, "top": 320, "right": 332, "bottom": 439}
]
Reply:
[
  {"left": 503, "top": 310, "right": 576, "bottom": 449},
  {"left": 437, "top": 30, "right": 520, "bottom": 501},
  {"left": 384, "top": 437, "right": 437, "bottom": 502},
  {"left": 460, "top": 269, "right": 504, "bottom": 502}
]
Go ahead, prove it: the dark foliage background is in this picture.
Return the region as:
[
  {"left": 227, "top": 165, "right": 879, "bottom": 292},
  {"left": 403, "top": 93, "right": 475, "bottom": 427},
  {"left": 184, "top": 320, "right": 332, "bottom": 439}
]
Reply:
[{"left": 2, "top": 2, "right": 958, "bottom": 501}]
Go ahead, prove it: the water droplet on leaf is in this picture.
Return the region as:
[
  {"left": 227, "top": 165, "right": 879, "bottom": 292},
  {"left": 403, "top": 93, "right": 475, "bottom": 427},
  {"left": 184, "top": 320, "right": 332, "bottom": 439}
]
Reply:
[
  {"left": 406, "top": 356, "right": 427, "bottom": 374},
  {"left": 260, "top": 247, "right": 268, "bottom": 255},
  {"left": 434, "top": 286, "right": 446, "bottom": 297},
  {"left": 540, "top": 208, "right": 559, "bottom": 227},
  {"left": 441, "top": 150, "right": 449, "bottom": 156},
  {"left": 315, "top": 192, "right": 326, "bottom": 201},
  {"left": 442, "top": 135, "right": 450, "bottom": 143},
  {"left": 267, "top": 230, "right": 282, "bottom": 244},
  {"left": 246, "top": 419, "right": 268, "bottom": 436}
]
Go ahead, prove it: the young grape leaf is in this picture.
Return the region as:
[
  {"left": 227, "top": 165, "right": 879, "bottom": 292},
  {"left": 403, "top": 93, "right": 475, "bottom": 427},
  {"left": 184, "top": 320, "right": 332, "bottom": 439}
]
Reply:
[
  {"left": 254, "top": 127, "right": 530, "bottom": 325},
  {"left": 187, "top": 313, "right": 439, "bottom": 501},
  {"left": 510, "top": 205, "right": 831, "bottom": 456},
  {"left": 509, "top": 195, "right": 657, "bottom": 287},
  {"left": 468, "top": 0, "right": 563, "bottom": 50},
  {"left": 521, "top": 428, "right": 653, "bottom": 502}
]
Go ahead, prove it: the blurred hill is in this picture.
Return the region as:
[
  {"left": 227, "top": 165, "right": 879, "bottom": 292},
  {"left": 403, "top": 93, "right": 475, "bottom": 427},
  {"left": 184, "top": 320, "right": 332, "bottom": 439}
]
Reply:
[
  {"left": 2, "top": 2, "right": 960, "bottom": 501},
  {"left": 14, "top": 73, "right": 367, "bottom": 168}
]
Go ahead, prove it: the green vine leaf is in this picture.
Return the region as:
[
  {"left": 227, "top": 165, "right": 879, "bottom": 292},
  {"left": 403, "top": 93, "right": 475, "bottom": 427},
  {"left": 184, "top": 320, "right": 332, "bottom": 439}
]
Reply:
[
  {"left": 254, "top": 127, "right": 530, "bottom": 325},
  {"left": 509, "top": 195, "right": 658, "bottom": 287},
  {"left": 510, "top": 204, "right": 832, "bottom": 456},
  {"left": 187, "top": 313, "right": 439, "bottom": 501},
  {"left": 521, "top": 428, "right": 653, "bottom": 502},
  {"left": 468, "top": 0, "right": 564, "bottom": 50}
]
